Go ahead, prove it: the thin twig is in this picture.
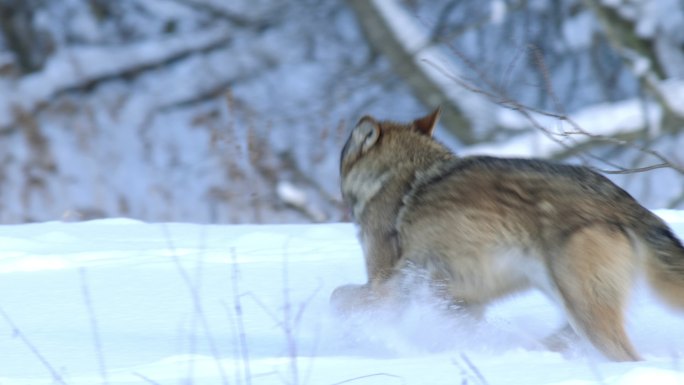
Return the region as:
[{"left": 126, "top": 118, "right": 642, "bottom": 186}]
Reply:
[
  {"left": 292, "top": 277, "right": 322, "bottom": 326},
  {"left": 79, "top": 268, "right": 109, "bottom": 385},
  {"left": 162, "top": 0, "right": 281, "bottom": 29},
  {"left": 0, "top": 306, "right": 68, "bottom": 385},
  {"left": 161, "top": 224, "right": 230, "bottom": 385},
  {"left": 133, "top": 372, "right": 164, "bottom": 385},
  {"left": 423, "top": 59, "right": 684, "bottom": 176},
  {"left": 459, "top": 353, "right": 489, "bottom": 385},
  {"left": 294, "top": 281, "right": 325, "bottom": 385},
  {"left": 330, "top": 373, "right": 406, "bottom": 385},
  {"left": 231, "top": 247, "right": 252, "bottom": 385},
  {"left": 528, "top": 44, "right": 564, "bottom": 115},
  {"left": 281, "top": 238, "right": 299, "bottom": 385},
  {"left": 243, "top": 292, "right": 282, "bottom": 326}
]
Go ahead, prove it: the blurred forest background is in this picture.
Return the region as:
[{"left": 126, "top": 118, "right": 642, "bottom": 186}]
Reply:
[{"left": 0, "top": 0, "right": 682, "bottom": 224}]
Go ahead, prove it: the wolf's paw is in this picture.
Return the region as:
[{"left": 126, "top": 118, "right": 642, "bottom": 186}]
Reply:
[{"left": 330, "top": 283, "right": 369, "bottom": 315}]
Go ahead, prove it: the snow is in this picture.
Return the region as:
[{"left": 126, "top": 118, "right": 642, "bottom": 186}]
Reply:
[
  {"left": 489, "top": 0, "right": 507, "bottom": 25},
  {"left": 1, "top": 212, "right": 684, "bottom": 384}
]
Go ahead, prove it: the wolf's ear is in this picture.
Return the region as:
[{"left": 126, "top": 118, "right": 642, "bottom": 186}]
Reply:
[
  {"left": 413, "top": 107, "right": 441, "bottom": 136},
  {"left": 355, "top": 116, "right": 381, "bottom": 152}
]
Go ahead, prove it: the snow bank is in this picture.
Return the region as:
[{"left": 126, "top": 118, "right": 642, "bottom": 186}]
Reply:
[{"left": 0, "top": 211, "right": 683, "bottom": 384}]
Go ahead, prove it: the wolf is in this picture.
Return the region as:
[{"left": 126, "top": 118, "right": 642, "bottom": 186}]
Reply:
[{"left": 331, "top": 108, "right": 684, "bottom": 361}]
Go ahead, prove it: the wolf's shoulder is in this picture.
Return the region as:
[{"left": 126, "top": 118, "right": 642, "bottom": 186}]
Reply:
[
  {"left": 415, "top": 155, "right": 600, "bottom": 184},
  {"left": 411, "top": 155, "right": 631, "bottom": 201},
  {"left": 448, "top": 156, "right": 599, "bottom": 178}
]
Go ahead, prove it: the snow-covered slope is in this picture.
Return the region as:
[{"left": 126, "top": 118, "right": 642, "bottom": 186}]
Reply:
[{"left": 1, "top": 212, "right": 684, "bottom": 384}]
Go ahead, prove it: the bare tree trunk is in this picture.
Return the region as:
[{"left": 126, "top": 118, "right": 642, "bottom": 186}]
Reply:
[{"left": 348, "top": 0, "right": 479, "bottom": 144}]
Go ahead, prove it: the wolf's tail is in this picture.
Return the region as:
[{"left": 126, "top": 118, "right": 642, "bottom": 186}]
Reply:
[{"left": 640, "top": 215, "right": 684, "bottom": 309}]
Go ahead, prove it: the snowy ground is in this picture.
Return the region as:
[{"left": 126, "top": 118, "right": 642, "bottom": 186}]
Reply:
[{"left": 1, "top": 211, "right": 684, "bottom": 385}]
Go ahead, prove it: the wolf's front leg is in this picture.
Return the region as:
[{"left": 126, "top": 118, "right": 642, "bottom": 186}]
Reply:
[
  {"left": 331, "top": 227, "right": 402, "bottom": 314},
  {"left": 360, "top": 230, "right": 400, "bottom": 282}
]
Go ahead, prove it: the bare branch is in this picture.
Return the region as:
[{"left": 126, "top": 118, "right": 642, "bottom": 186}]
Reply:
[
  {"left": 330, "top": 373, "right": 407, "bottom": 385},
  {"left": 423, "top": 58, "right": 684, "bottom": 177},
  {"left": 0, "top": 307, "right": 68, "bottom": 385},
  {"left": 229, "top": 248, "right": 252, "bottom": 385},
  {"left": 162, "top": 0, "right": 281, "bottom": 30},
  {"left": 161, "top": 225, "right": 229, "bottom": 385},
  {"left": 0, "top": 27, "right": 232, "bottom": 132},
  {"left": 79, "top": 268, "right": 109, "bottom": 385},
  {"left": 133, "top": 372, "right": 164, "bottom": 385}
]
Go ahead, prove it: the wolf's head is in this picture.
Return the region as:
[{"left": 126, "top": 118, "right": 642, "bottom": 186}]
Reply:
[
  {"left": 338, "top": 109, "right": 446, "bottom": 221},
  {"left": 339, "top": 108, "right": 442, "bottom": 178}
]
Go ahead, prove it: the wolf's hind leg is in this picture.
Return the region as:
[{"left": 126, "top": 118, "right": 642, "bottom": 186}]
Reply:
[{"left": 549, "top": 224, "right": 641, "bottom": 361}]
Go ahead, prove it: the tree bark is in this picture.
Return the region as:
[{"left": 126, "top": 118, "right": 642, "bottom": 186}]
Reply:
[{"left": 348, "top": 0, "right": 478, "bottom": 144}]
